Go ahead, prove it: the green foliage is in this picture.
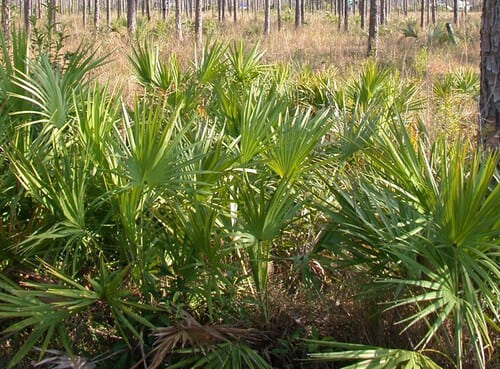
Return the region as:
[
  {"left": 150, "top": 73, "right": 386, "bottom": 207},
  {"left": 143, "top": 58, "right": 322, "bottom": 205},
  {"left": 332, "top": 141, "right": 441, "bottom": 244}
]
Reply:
[
  {"left": 427, "top": 23, "right": 457, "bottom": 46},
  {"left": 0, "top": 34, "right": 496, "bottom": 369},
  {"left": 433, "top": 68, "right": 479, "bottom": 99},
  {"left": 0, "top": 261, "right": 154, "bottom": 368},
  {"left": 307, "top": 341, "right": 442, "bottom": 369},
  {"left": 320, "top": 121, "right": 499, "bottom": 369},
  {"left": 401, "top": 19, "right": 418, "bottom": 38},
  {"left": 173, "top": 342, "right": 273, "bottom": 369}
]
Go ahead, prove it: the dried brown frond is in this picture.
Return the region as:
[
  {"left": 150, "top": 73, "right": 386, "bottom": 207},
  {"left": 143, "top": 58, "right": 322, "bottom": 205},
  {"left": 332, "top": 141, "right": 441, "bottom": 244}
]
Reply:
[{"left": 145, "top": 312, "right": 264, "bottom": 369}]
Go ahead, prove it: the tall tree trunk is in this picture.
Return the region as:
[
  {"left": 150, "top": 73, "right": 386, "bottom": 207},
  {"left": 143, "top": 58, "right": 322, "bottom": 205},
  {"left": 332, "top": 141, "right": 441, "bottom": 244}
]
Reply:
[
  {"left": 106, "top": 0, "right": 110, "bottom": 28},
  {"left": 367, "top": 0, "right": 378, "bottom": 57},
  {"left": 83, "top": 0, "right": 87, "bottom": 26},
  {"left": 359, "top": 0, "right": 365, "bottom": 30},
  {"left": 118, "top": 0, "right": 122, "bottom": 18},
  {"left": 49, "top": 0, "right": 56, "bottom": 28},
  {"left": 1, "top": 0, "right": 9, "bottom": 39},
  {"left": 380, "top": 0, "right": 384, "bottom": 25},
  {"left": 453, "top": 0, "right": 458, "bottom": 25},
  {"left": 233, "top": 0, "right": 236, "bottom": 22},
  {"left": 175, "top": 0, "right": 182, "bottom": 39},
  {"left": 146, "top": 0, "right": 151, "bottom": 20},
  {"left": 194, "top": 0, "right": 202, "bottom": 44},
  {"left": 431, "top": 0, "right": 436, "bottom": 24},
  {"left": 479, "top": 0, "right": 500, "bottom": 147},
  {"left": 300, "top": 0, "right": 304, "bottom": 24},
  {"left": 264, "top": 0, "right": 270, "bottom": 34},
  {"left": 294, "top": 0, "right": 300, "bottom": 27},
  {"left": 344, "top": 0, "right": 348, "bottom": 31},
  {"left": 337, "top": 0, "right": 342, "bottom": 29},
  {"left": 277, "top": 0, "right": 281, "bottom": 31},
  {"left": 425, "top": 0, "right": 429, "bottom": 25},
  {"left": 94, "top": 0, "right": 100, "bottom": 28},
  {"left": 24, "top": 0, "right": 31, "bottom": 35},
  {"left": 127, "top": 0, "right": 137, "bottom": 34},
  {"left": 162, "top": 0, "right": 166, "bottom": 19},
  {"left": 420, "top": 0, "right": 424, "bottom": 28}
]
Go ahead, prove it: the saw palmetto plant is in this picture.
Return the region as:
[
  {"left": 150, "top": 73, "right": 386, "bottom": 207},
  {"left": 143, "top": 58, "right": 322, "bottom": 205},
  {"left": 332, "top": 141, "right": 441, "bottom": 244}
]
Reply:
[{"left": 0, "top": 30, "right": 496, "bottom": 369}]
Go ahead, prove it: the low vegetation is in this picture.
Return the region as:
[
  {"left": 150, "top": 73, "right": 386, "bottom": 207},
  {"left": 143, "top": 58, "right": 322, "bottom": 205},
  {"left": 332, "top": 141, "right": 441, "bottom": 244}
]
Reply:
[{"left": 0, "top": 8, "right": 497, "bottom": 369}]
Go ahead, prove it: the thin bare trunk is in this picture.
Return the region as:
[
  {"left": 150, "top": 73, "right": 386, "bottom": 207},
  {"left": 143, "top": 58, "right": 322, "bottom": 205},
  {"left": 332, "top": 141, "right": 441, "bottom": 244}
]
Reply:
[
  {"left": 300, "top": 0, "right": 304, "bottom": 23},
  {"left": 344, "top": 0, "right": 348, "bottom": 31},
  {"left": 194, "top": 0, "right": 202, "bottom": 44},
  {"left": 49, "top": 0, "right": 56, "bottom": 28},
  {"left": 24, "top": 0, "right": 31, "bottom": 35},
  {"left": 380, "top": 0, "right": 384, "bottom": 25},
  {"left": 1, "top": 0, "right": 10, "bottom": 39},
  {"left": 127, "top": 0, "right": 136, "bottom": 34},
  {"left": 106, "top": 0, "right": 110, "bottom": 28},
  {"left": 146, "top": 0, "right": 151, "bottom": 20},
  {"left": 426, "top": 0, "right": 429, "bottom": 25},
  {"left": 479, "top": 0, "right": 500, "bottom": 147},
  {"left": 453, "top": 0, "right": 458, "bottom": 25},
  {"left": 94, "top": 0, "right": 100, "bottom": 28},
  {"left": 294, "top": 0, "right": 300, "bottom": 27},
  {"left": 420, "top": 0, "right": 424, "bottom": 28},
  {"left": 431, "top": 0, "right": 436, "bottom": 24},
  {"left": 264, "top": 0, "right": 270, "bottom": 34},
  {"left": 175, "top": 0, "right": 182, "bottom": 39},
  {"left": 367, "top": 0, "right": 378, "bottom": 57},
  {"left": 359, "top": 0, "right": 365, "bottom": 29},
  {"left": 83, "top": 0, "right": 87, "bottom": 26},
  {"left": 277, "top": 0, "right": 281, "bottom": 31}
]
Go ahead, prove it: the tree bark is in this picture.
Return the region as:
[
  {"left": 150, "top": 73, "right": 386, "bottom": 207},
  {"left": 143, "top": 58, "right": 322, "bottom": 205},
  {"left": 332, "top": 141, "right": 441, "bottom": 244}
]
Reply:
[
  {"left": 118, "top": 0, "right": 122, "bottom": 18},
  {"left": 420, "top": 0, "right": 424, "bottom": 28},
  {"left": 94, "top": 0, "right": 100, "bottom": 29},
  {"left": 344, "top": 0, "right": 348, "bottom": 31},
  {"left": 146, "top": 0, "right": 151, "bottom": 20},
  {"left": 277, "top": 0, "right": 281, "bottom": 31},
  {"left": 431, "top": 0, "right": 436, "bottom": 24},
  {"left": 337, "top": 0, "right": 342, "bottom": 29},
  {"left": 295, "top": 0, "right": 300, "bottom": 27},
  {"left": 453, "top": 0, "right": 458, "bottom": 25},
  {"left": 49, "top": 0, "right": 56, "bottom": 28},
  {"left": 106, "top": 0, "right": 110, "bottom": 29},
  {"left": 479, "top": 0, "right": 500, "bottom": 147},
  {"left": 264, "top": 0, "right": 270, "bottom": 34},
  {"left": 195, "top": 0, "right": 202, "bottom": 44},
  {"left": 175, "top": 0, "right": 182, "bottom": 39},
  {"left": 380, "top": 0, "right": 384, "bottom": 26},
  {"left": 300, "top": 0, "right": 304, "bottom": 23},
  {"left": 367, "top": 0, "right": 378, "bottom": 57},
  {"left": 1, "top": 0, "right": 9, "bottom": 39},
  {"left": 24, "top": 0, "right": 31, "bottom": 35},
  {"left": 83, "top": 0, "right": 87, "bottom": 26},
  {"left": 359, "top": 0, "right": 365, "bottom": 30},
  {"left": 127, "top": 0, "right": 137, "bottom": 34}
]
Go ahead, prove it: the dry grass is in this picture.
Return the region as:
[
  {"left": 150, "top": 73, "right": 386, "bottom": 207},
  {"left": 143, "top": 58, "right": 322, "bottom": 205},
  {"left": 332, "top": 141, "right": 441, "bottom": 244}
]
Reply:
[
  {"left": 55, "top": 10, "right": 481, "bottom": 82},
  {"left": 14, "top": 9, "right": 477, "bottom": 138}
]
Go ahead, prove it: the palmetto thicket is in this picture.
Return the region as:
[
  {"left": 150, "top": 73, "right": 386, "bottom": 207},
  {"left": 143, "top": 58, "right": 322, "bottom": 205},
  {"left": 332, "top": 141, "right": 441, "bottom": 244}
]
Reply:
[{"left": 0, "top": 28, "right": 498, "bottom": 369}]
